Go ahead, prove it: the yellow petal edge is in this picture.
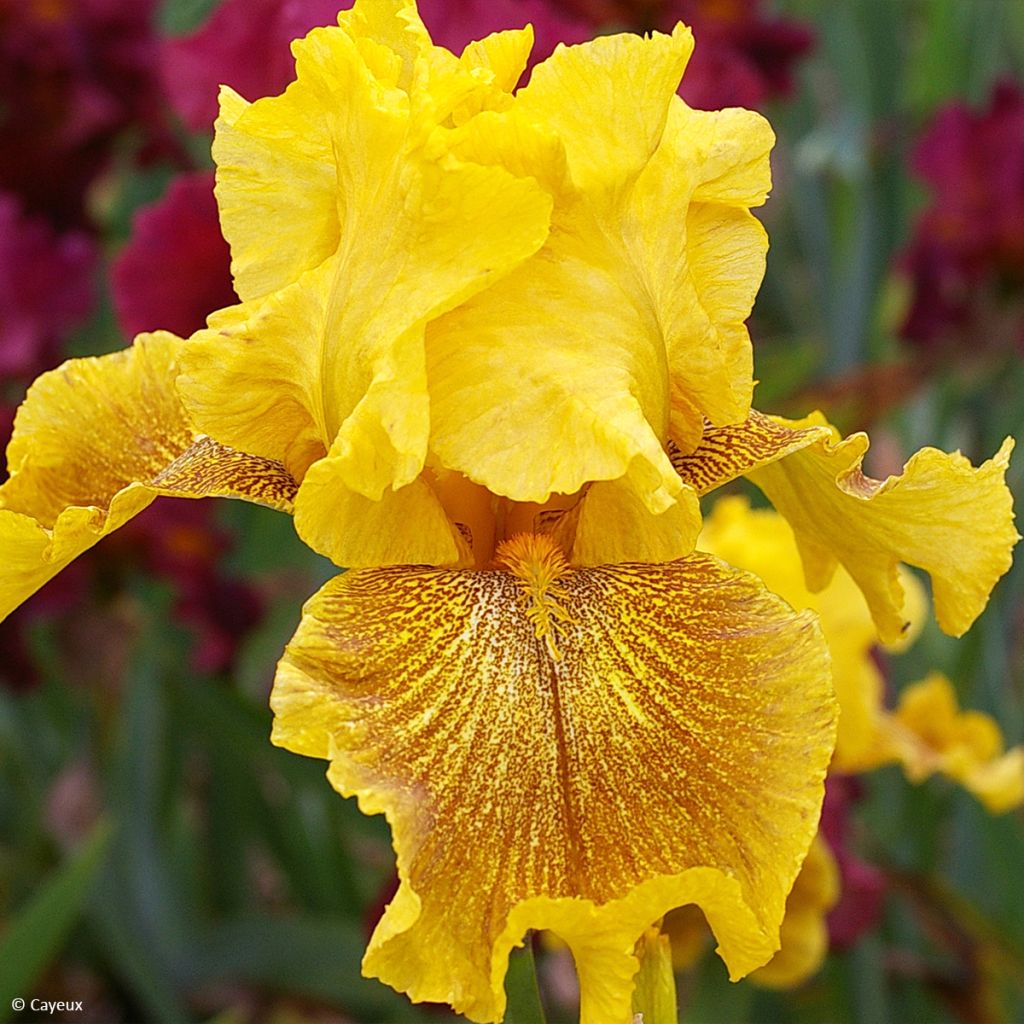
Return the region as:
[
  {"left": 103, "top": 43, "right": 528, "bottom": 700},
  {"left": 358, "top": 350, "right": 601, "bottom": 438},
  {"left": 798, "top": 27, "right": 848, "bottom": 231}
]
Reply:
[
  {"left": 746, "top": 413, "right": 1018, "bottom": 644},
  {"left": 699, "top": 494, "right": 927, "bottom": 771},
  {"left": 0, "top": 332, "right": 297, "bottom": 621}
]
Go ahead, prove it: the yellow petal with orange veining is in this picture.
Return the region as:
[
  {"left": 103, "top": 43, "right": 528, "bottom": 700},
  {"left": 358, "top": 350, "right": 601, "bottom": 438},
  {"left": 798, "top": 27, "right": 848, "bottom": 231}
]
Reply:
[
  {"left": 271, "top": 535, "right": 835, "bottom": 1022},
  {"left": 0, "top": 333, "right": 297, "bottom": 621},
  {"left": 672, "top": 410, "right": 830, "bottom": 495},
  {"left": 747, "top": 413, "right": 1018, "bottom": 643}
]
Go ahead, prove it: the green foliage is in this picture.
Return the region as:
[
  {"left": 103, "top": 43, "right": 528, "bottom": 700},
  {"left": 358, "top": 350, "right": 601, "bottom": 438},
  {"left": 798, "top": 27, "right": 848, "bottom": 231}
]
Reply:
[{"left": 0, "top": 823, "right": 111, "bottom": 1012}]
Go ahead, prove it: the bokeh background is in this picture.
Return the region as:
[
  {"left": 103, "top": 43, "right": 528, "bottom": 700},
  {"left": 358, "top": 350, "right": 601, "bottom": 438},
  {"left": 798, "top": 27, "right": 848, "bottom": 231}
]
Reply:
[{"left": 1, "top": 1, "right": 1023, "bottom": 1022}]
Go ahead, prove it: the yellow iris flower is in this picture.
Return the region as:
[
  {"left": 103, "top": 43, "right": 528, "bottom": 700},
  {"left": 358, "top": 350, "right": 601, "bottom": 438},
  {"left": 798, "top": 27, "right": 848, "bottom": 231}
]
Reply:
[{"left": 0, "top": 3, "right": 1017, "bottom": 1021}]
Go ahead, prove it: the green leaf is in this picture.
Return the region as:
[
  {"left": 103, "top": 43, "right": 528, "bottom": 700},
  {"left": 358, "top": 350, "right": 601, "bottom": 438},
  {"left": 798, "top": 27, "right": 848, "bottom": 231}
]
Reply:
[
  {"left": 0, "top": 822, "right": 112, "bottom": 1009},
  {"left": 192, "top": 915, "right": 429, "bottom": 1021},
  {"left": 505, "top": 939, "right": 547, "bottom": 1024}
]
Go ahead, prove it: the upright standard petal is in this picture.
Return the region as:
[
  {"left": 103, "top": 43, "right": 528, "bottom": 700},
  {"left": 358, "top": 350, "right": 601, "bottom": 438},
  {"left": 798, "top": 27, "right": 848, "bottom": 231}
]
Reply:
[
  {"left": 272, "top": 535, "right": 835, "bottom": 1022},
  {"left": 515, "top": 26, "right": 694, "bottom": 196},
  {"left": 746, "top": 413, "right": 1018, "bottom": 643},
  {"left": 0, "top": 333, "right": 297, "bottom": 621},
  {"left": 426, "top": 38, "right": 774, "bottom": 534},
  {"left": 182, "top": 22, "right": 552, "bottom": 530},
  {"left": 627, "top": 102, "right": 774, "bottom": 439}
]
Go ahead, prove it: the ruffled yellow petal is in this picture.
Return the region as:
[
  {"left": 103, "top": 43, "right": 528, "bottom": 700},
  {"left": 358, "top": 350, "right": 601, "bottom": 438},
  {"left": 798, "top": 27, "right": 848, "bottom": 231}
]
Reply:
[
  {"left": 212, "top": 47, "right": 357, "bottom": 304},
  {"left": 335, "top": 0, "right": 431, "bottom": 81},
  {"left": 698, "top": 495, "right": 927, "bottom": 770},
  {"left": 337, "top": 0, "right": 522, "bottom": 130},
  {"left": 877, "top": 674, "right": 1024, "bottom": 814},
  {"left": 426, "top": 185, "right": 682, "bottom": 514},
  {"left": 630, "top": 102, "right": 774, "bottom": 435},
  {"left": 426, "top": 44, "right": 774, "bottom": 520},
  {"left": 750, "top": 835, "right": 840, "bottom": 989},
  {"left": 516, "top": 26, "right": 694, "bottom": 195},
  {"left": 458, "top": 27, "right": 533, "bottom": 94},
  {"left": 193, "top": 10, "right": 554, "bottom": 522},
  {"left": 747, "top": 413, "right": 1018, "bottom": 643},
  {"left": 215, "top": 4, "right": 542, "bottom": 305},
  {"left": 182, "top": 150, "right": 551, "bottom": 487},
  {"left": 272, "top": 536, "right": 835, "bottom": 1022},
  {"left": 0, "top": 333, "right": 297, "bottom": 620}
]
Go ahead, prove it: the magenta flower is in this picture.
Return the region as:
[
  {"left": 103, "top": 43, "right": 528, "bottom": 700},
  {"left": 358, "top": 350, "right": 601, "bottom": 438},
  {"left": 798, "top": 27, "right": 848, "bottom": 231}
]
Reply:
[
  {"left": 162, "top": 0, "right": 346, "bottom": 132},
  {"left": 0, "top": 193, "right": 95, "bottom": 381},
  {"left": 112, "top": 171, "right": 236, "bottom": 339},
  {"left": 900, "top": 80, "right": 1024, "bottom": 353},
  {"left": 0, "top": 0, "right": 165, "bottom": 227},
  {"left": 665, "top": 0, "right": 814, "bottom": 110}
]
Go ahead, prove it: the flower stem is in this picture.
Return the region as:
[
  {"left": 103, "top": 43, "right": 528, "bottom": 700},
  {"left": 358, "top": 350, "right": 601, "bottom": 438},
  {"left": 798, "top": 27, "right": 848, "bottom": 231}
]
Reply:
[{"left": 504, "top": 934, "right": 547, "bottom": 1024}]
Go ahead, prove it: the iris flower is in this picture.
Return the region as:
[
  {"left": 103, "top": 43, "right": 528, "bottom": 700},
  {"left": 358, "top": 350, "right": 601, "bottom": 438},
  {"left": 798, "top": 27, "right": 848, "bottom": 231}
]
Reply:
[{"left": 0, "top": 3, "right": 1016, "bottom": 1021}]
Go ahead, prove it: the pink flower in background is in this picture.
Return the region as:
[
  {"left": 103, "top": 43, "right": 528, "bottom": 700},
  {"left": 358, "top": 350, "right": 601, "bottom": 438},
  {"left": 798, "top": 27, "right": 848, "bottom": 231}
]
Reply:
[
  {"left": 0, "top": 0, "right": 166, "bottom": 227},
  {"left": 664, "top": 0, "right": 814, "bottom": 110},
  {"left": 113, "top": 171, "right": 236, "bottom": 339},
  {"left": 820, "top": 775, "right": 887, "bottom": 950},
  {"left": 0, "top": 194, "right": 96, "bottom": 382},
  {"left": 162, "top": 0, "right": 346, "bottom": 132},
  {"left": 558, "top": 0, "right": 814, "bottom": 109},
  {"left": 417, "top": 0, "right": 590, "bottom": 67},
  {"left": 900, "top": 80, "right": 1024, "bottom": 353}
]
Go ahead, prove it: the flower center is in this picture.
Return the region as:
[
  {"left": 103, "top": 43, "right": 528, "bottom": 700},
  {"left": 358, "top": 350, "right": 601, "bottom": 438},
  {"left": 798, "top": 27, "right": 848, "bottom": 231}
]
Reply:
[
  {"left": 427, "top": 467, "right": 581, "bottom": 567},
  {"left": 494, "top": 533, "right": 573, "bottom": 659}
]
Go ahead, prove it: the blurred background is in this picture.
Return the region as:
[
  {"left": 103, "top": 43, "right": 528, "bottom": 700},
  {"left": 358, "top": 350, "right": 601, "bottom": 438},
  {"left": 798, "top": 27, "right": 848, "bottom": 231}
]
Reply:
[{"left": 1, "top": 1, "right": 1022, "bottom": 1022}]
